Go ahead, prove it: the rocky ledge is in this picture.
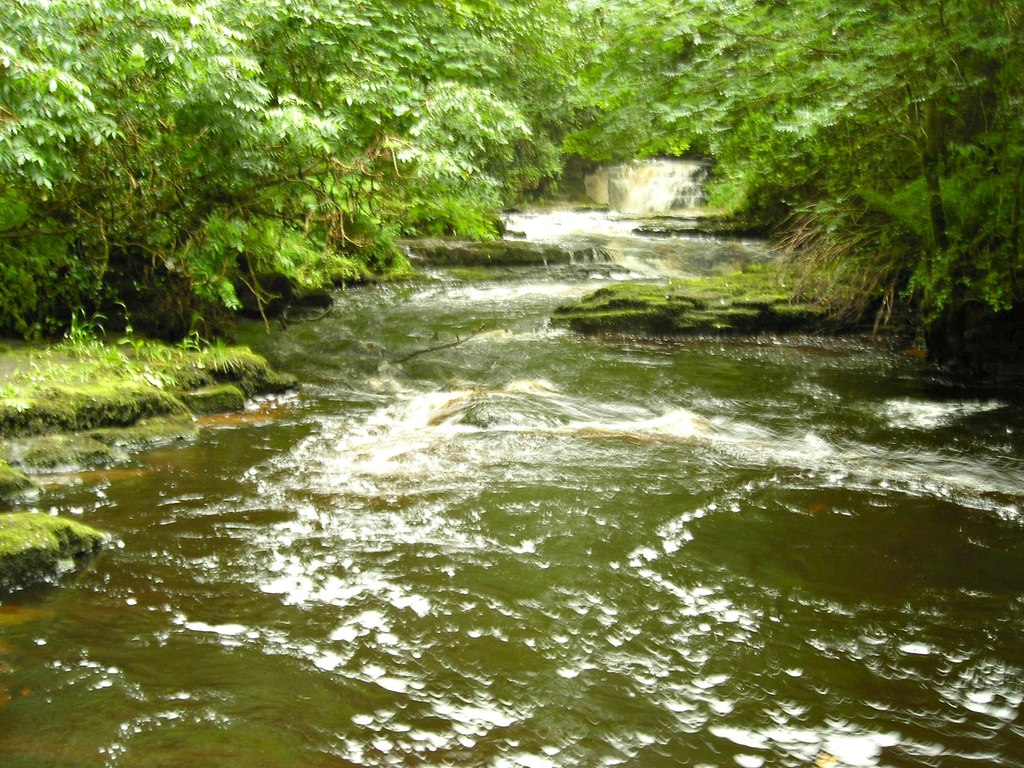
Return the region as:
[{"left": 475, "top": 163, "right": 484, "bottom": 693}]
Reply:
[
  {"left": 552, "top": 264, "right": 831, "bottom": 336},
  {"left": 403, "top": 238, "right": 612, "bottom": 268},
  {"left": 631, "top": 214, "right": 767, "bottom": 239},
  {"left": 0, "top": 344, "right": 294, "bottom": 448}
]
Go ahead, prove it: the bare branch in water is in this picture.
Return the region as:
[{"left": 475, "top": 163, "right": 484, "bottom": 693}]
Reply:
[{"left": 393, "top": 324, "right": 488, "bottom": 364}]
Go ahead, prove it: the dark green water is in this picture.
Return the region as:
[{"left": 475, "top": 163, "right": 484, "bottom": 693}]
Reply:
[{"left": 2, "top": 212, "right": 1024, "bottom": 767}]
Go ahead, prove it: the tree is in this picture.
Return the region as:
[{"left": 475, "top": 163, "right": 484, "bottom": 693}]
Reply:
[{"left": 0, "top": 0, "right": 578, "bottom": 337}]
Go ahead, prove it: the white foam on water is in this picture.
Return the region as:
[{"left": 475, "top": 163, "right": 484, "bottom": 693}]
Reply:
[{"left": 880, "top": 398, "right": 1005, "bottom": 430}]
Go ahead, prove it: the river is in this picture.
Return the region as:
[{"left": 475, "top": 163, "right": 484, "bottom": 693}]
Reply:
[{"left": 2, "top": 210, "right": 1024, "bottom": 767}]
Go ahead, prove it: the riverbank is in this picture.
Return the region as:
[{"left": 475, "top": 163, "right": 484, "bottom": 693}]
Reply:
[{"left": 0, "top": 337, "right": 295, "bottom": 590}]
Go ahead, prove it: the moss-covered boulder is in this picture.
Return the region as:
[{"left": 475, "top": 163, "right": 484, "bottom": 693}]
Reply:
[
  {"left": 177, "top": 384, "right": 246, "bottom": 415},
  {"left": 632, "top": 214, "right": 767, "bottom": 239},
  {"left": 0, "top": 343, "right": 294, "bottom": 441},
  {"left": 552, "top": 264, "right": 830, "bottom": 336},
  {"left": 0, "top": 342, "right": 295, "bottom": 480},
  {"left": 0, "top": 513, "right": 107, "bottom": 591},
  {"left": 0, "top": 461, "right": 32, "bottom": 498},
  {"left": 193, "top": 348, "right": 297, "bottom": 397}
]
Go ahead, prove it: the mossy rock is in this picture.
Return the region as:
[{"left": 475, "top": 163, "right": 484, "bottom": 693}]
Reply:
[
  {"left": 0, "top": 461, "right": 33, "bottom": 498},
  {"left": 0, "top": 342, "right": 293, "bottom": 452},
  {"left": 552, "top": 263, "right": 829, "bottom": 337},
  {"left": 633, "top": 214, "right": 768, "bottom": 239},
  {"left": 3, "top": 434, "right": 114, "bottom": 470},
  {"left": 0, "top": 513, "right": 107, "bottom": 592},
  {"left": 178, "top": 384, "right": 246, "bottom": 415},
  {"left": 87, "top": 415, "right": 198, "bottom": 448}
]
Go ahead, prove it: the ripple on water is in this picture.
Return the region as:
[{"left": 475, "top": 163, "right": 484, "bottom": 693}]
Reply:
[{"left": 147, "top": 367, "right": 1024, "bottom": 768}]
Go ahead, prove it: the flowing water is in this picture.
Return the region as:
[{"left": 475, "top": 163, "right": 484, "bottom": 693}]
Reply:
[{"left": 3, "top": 211, "right": 1024, "bottom": 768}]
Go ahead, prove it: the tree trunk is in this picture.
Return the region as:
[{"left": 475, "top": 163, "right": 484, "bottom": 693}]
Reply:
[
  {"left": 920, "top": 96, "right": 968, "bottom": 369},
  {"left": 921, "top": 98, "right": 949, "bottom": 253}
]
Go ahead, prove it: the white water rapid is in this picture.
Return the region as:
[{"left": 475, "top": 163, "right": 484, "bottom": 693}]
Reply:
[{"left": 584, "top": 159, "right": 709, "bottom": 215}]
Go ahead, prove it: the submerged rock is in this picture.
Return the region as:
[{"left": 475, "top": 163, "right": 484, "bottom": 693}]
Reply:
[
  {"left": 0, "top": 513, "right": 107, "bottom": 592},
  {"left": 552, "top": 264, "right": 830, "bottom": 336},
  {"left": 3, "top": 434, "right": 114, "bottom": 470}
]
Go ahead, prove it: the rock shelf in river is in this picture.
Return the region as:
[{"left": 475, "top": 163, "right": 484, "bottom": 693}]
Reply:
[
  {"left": 0, "top": 342, "right": 296, "bottom": 591},
  {"left": 552, "top": 264, "right": 830, "bottom": 336},
  {"left": 404, "top": 238, "right": 612, "bottom": 267}
]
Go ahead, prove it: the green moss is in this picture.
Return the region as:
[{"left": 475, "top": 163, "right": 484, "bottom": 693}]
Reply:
[
  {"left": 0, "top": 460, "right": 32, "bottom": 498},
  {"left": 194, "top": 348, "right": 297, "bottom": 397},
  {"left": 178, "top": 384, "right": 246, "bottom": 415},
  {"left": 552, "top": 262, "right": 829, "bottom": 337},
  {"left": 0, "top": 384, "right": 187, "bottom": 438},
  {"left": 0, "top": 513, "right": 107, "bottom": 592}
]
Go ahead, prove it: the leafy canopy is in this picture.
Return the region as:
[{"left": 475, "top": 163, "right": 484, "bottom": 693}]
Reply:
[
  {"left": 567, "top": 0, "right": 1024, "bottom": 334},
  {"left": 0, "top": 0, "right": 578, "bottom": 337}
]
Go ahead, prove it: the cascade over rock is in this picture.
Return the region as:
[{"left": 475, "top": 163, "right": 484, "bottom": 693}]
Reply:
[{"left": 584, "top": 159, "right": 708, "bottom": 215}]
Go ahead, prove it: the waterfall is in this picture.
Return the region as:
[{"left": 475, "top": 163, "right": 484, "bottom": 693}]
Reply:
[{"left": 584, "top": 159, "right": 709, "bottom": 215}]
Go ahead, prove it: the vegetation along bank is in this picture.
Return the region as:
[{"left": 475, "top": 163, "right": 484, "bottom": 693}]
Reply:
[{"left": 2, "top": 0, "right": 1022, "bottom": 379}]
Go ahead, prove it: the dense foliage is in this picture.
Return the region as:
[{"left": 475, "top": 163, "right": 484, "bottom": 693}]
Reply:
[
  {"left": 0, "top": 0, "right": 577, "bottom": 338},
  {"left": 568, "top": 0, "right": 1024, "bottom": 367}
]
